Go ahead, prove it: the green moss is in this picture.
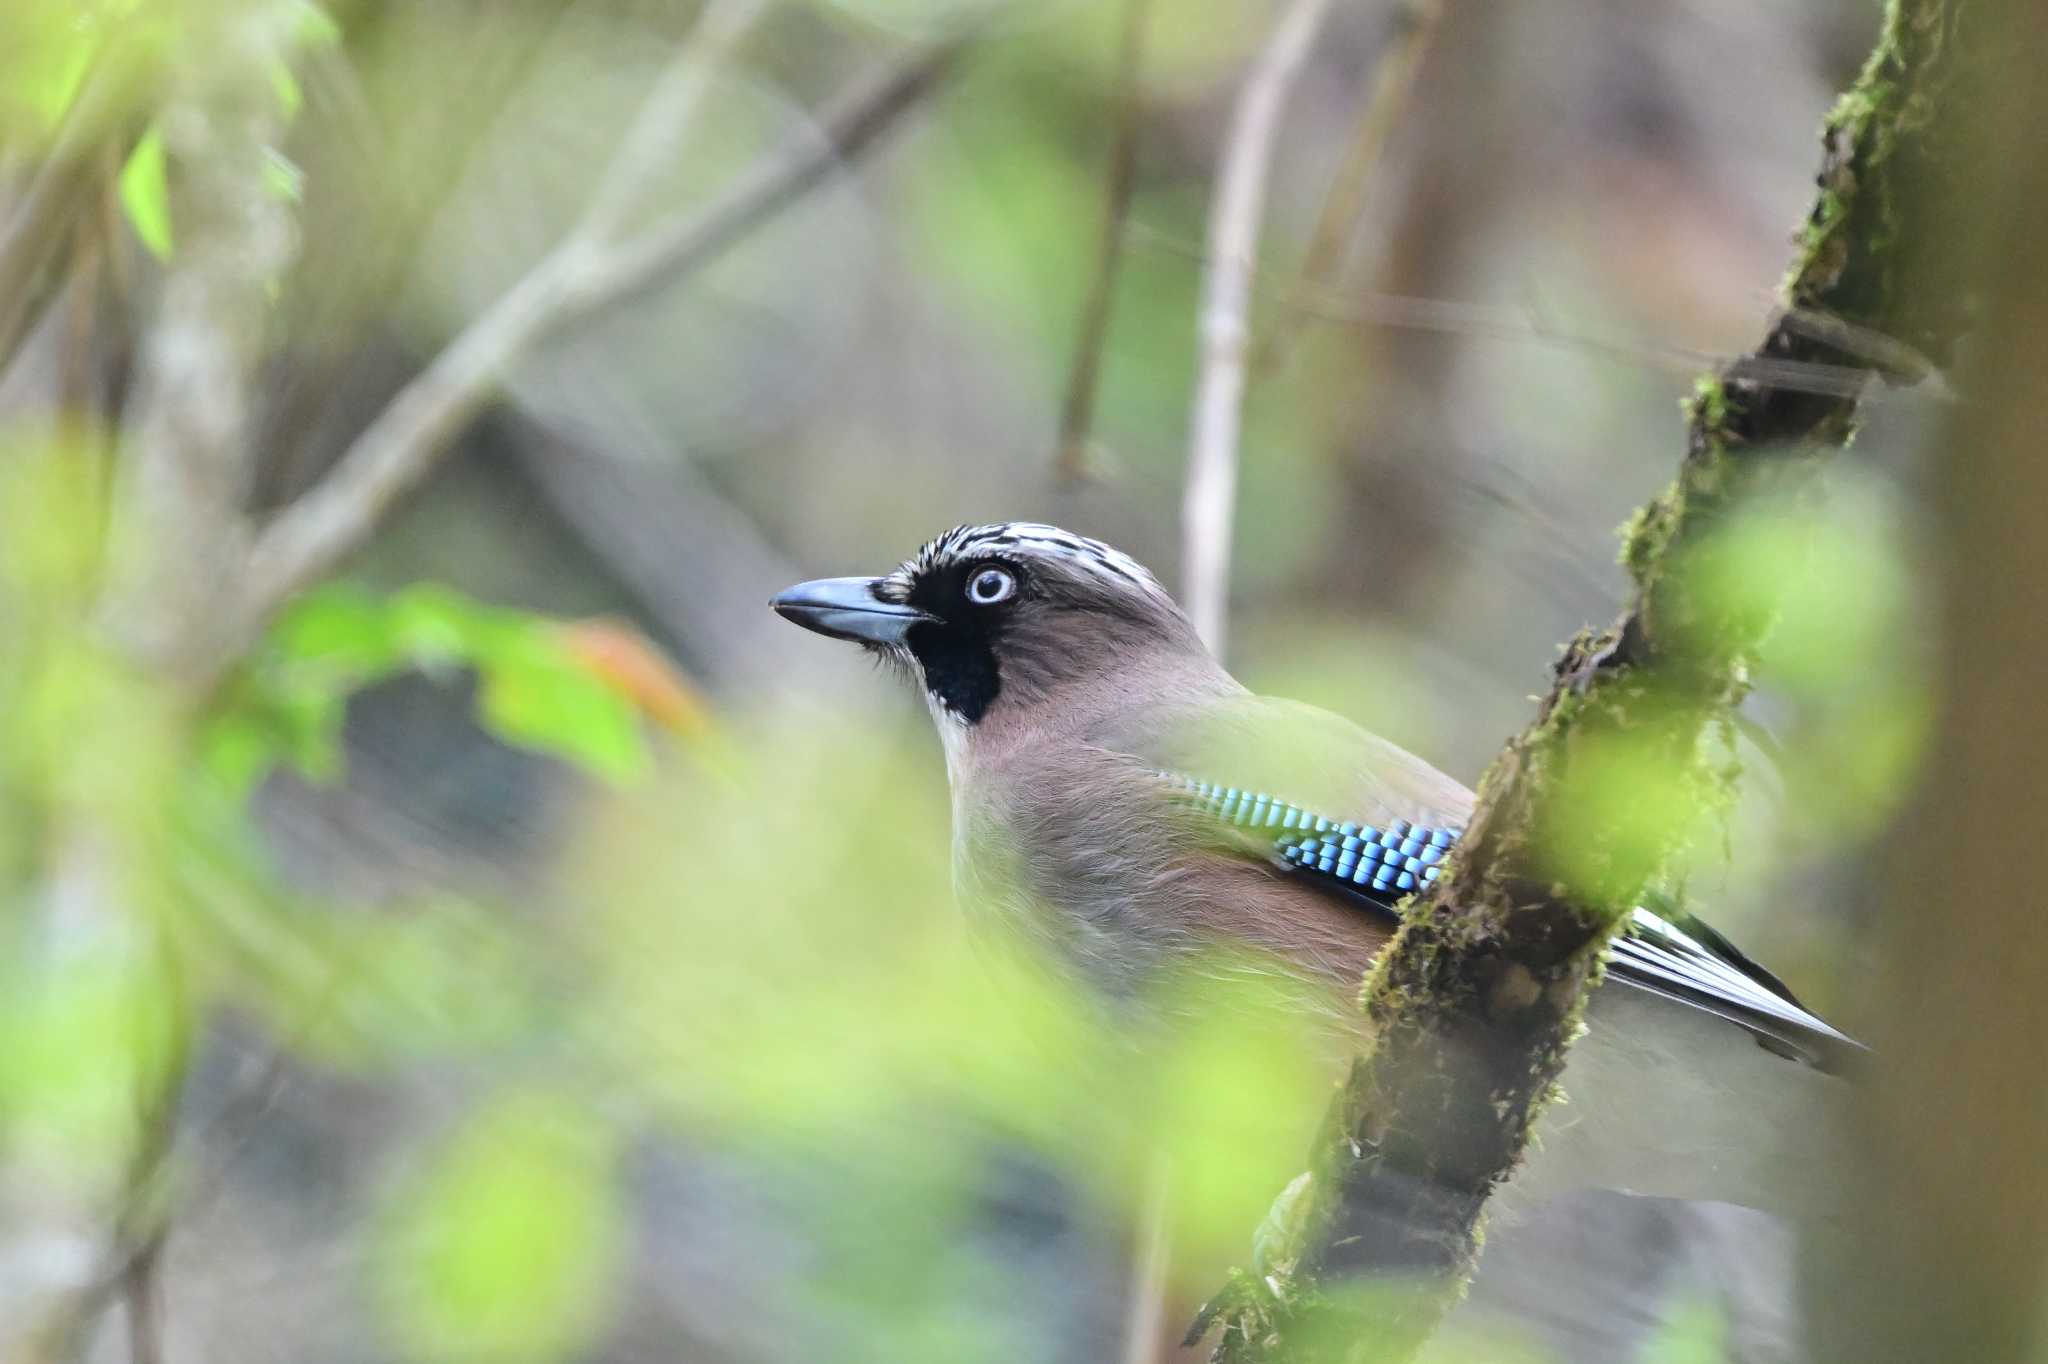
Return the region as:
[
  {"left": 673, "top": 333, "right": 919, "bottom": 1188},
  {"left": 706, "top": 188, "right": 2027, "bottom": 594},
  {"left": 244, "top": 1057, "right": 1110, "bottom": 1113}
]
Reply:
[
  {"left": 1685, "top": 374, "right": 1731, "bottom": 432},
  {"left": 1621, "top": 489, "right": 1684, "bottom": 588}
]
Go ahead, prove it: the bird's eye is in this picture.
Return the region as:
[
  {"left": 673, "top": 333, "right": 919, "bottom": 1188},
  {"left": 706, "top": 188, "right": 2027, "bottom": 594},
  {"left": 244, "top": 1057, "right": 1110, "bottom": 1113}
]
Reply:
[{"left": 965, "top": 566, "right": 1015, "bottom": 605}]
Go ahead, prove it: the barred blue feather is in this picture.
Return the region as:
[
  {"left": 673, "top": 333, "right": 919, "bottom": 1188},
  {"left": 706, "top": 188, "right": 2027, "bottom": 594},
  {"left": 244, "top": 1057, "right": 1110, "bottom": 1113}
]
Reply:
[{"left": 1166, "top": 773, "right": 1862, "bottom": 1071}]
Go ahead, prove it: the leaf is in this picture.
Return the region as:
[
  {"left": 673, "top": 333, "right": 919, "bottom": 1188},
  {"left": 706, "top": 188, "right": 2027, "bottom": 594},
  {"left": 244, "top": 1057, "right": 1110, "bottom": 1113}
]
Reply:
[
  {"left": 375, "top": 1093, "right": 620, "bottom": 1364},
  {"left": 555, "top": 618, "right": 711, "bottom": 738},
  {"left": 119, "top": 126, "right": 173, "bottom": 260},
  {"left": 267, "top": 62, "right": 304, "bottom": 119},
  {"left": 210, "top": 583, "right": 654, "bottom": 800},
  {"left": 476, "top": 639, "right": 650, "bottom": 784},
  {"left": 261, "top": 147, "right": 305, "bottom": 203},
  {"left": 289, "top": 0, "right": 343, "bottom": 47},
  {"left": 8, "top": 8, "right": 96, "bottom": 132},
  {"left": 383, "top": 582, "right": 517, "bottom": 667}
]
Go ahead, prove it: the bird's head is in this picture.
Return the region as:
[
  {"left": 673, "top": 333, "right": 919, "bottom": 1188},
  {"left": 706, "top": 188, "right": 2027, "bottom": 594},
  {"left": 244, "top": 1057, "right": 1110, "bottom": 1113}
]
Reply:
[{"left": 771, "top": 523, "right": 1215, "bottom": 744}]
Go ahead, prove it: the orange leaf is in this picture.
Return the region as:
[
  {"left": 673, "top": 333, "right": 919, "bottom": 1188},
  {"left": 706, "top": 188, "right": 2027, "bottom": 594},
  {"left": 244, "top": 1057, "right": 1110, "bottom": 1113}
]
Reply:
[{"left": 555, "top": 619, "right": 711, "bottom": 740}]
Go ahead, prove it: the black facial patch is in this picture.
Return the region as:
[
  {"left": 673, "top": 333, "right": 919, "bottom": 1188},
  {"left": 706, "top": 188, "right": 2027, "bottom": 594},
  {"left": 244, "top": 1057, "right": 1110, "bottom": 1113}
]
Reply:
[
  {"left": 902, "top": 558, "right": 1018, "bottom": 723},
  {"left": 905, "top": 621, "right": 1000, "bottom": 722}
]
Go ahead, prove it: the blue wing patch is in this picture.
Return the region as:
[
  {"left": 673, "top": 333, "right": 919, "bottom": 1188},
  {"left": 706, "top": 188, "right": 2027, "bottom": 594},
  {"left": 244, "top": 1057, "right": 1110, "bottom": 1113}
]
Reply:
[
  {"left": 1167, "top": 773, "right": 1862, "bottom": 1071},
  {"left": 1167, "top": 775, "right": 1457, "bottom": 905}
]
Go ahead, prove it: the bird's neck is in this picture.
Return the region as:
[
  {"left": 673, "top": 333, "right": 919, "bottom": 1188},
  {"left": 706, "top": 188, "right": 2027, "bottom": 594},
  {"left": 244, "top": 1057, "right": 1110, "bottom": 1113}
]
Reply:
[{"left": 941, "top": 647, "right": 1242, "bottom": 793}]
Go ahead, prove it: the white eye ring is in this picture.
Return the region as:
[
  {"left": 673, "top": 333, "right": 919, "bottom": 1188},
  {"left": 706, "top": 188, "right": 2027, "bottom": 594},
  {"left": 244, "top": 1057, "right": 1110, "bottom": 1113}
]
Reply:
[{"left": 966, "top": 566, "right": 1015, "bottom": 605}]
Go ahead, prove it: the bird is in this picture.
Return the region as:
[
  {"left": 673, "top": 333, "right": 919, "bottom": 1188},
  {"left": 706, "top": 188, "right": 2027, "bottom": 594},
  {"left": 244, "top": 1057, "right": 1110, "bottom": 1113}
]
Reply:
[{"left": 769, "top": 520, "right": 1858, "bottom": 1223}]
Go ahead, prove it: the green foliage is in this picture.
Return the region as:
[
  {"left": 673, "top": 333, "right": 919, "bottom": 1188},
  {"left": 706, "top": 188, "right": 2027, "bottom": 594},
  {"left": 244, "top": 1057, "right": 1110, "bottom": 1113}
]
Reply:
[
  {"left": 4, "top": 3, "right": 96, "bottom": 132},
  {"left": 215, "top": 893, "right": 548, "bottom": 1069},
  {"left": 12, "top": 0, "right": 344, "bottom": 259},
  {"left": 119, "top": 126, "right": 174, "bottom": 260},
  {"left": 1640, "top": 1297, "right": 1730, "bottom": 1364},
  {"left": 1535, "top": 698, "right": 1719, "bottom": 907},
  {"left": 1675, "top": 479, "right": 1932, "bottom": 837},
  {"left": 204, "top": 583, "right": 652, "bottom": 797},
  {"left": 261, "top": 146, "right": 305, "bottom": 204},
  {"left": 374, "top": 1092, "right": 621, "bottom": 1364},
  {"left": 0, "top": 933, "right": 187, "bottom": 1189}
]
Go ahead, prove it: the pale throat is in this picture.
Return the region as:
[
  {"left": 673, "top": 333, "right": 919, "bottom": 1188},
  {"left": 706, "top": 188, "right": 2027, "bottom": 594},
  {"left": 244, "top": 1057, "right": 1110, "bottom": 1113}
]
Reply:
[{"left": 922, "top": 686, "right": 973, "bottom": 787}]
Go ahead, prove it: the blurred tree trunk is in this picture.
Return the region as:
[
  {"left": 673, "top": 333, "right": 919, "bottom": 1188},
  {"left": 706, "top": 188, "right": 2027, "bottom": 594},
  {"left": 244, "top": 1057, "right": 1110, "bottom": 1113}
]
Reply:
[{"left": 1813, "top": 2, "right": 2048, "bottom": 1359}]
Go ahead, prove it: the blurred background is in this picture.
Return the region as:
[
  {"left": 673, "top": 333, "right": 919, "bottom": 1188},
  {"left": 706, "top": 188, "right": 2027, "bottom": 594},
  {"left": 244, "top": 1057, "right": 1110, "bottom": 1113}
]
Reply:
[{"left": 0, "top": 0, "right": 1957, "bottom": 1361}]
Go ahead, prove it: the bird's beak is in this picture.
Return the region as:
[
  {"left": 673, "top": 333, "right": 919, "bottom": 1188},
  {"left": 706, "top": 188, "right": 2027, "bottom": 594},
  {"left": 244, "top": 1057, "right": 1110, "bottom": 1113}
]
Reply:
[{"left": 770, "top": 576, "right": 935, "bottom": 646}]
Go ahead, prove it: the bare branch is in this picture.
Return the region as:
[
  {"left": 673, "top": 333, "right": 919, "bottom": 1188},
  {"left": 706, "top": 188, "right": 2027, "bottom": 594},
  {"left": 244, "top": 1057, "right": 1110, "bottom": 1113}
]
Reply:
[
  {"left": 120, "top": 1237, "right": 165, "bottom": 1364},
  {"left": 237, "top": 29, "right": 968, "bottom": 649},
  {"left": 0, "top": 47, "right": 155, "bottom": 377},
  {"left": 1130, "top": 221, "right": 1935, "bottom": 405},
  {"left": 105, "top": 5, "right": 300, "bottom": 678},
  {"left": 1254, "top": 0, "right": 1446, "bottom": 378},
  {"left": 574, "top": 36, "right": 968, "bottom": 306},
  {"left": 575, "top": 0, "right": 774, "bottom": 245},
  {"left": 1054, "top": 0, "right": 1154, "bottom": 484},
  {"left": 1181, "top": 0, "right": 1334, "bottom": 656},
  {"left": 1119, "top": 1160, "right": 1175, "bottom": 1364}
]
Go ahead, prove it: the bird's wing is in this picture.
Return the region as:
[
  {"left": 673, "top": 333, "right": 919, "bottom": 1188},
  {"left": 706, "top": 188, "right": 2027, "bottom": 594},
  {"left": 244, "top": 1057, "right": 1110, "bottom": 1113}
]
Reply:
[
  {"left": 1126, "top": 694, "right": 1476, "bottom": 833},
  {"left": 1129, "top": 697, "right": 1861, "bottom": 1072}
]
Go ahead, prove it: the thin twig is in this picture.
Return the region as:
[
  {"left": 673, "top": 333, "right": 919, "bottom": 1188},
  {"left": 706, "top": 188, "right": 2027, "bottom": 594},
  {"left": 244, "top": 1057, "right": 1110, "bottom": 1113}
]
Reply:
[
  {"left": 576, "top": 37, "right": 967, "bottom": 306},
  {"left": 1181, "top": 0, "right": 1334, "bottom": 656},
  {"left": 1119, "top": 1157, "right": 1175, "bottom": 1364},
  {"left": 0, "top": 46, "right": 154, "bottom": 377},
  {"left": 1131, "top": 221, "right": 1936, "bottom": 405},
  {"left": 1254, "top": 0, "right": 1446, "bottom": 378},
  {"left": 237, "top": 30, "right": 967, "bottom": 649},
  {"left": 235, "top": 0, "right": 775, "bottom": 636},
  {"left": 1054, "top": 0, "right": 1154, "bottom": 484},
  {"left": 576, "top": 0, "right": 773, "bottom": 244},
  {"left": 1777, "top": 303, "right": 1953, "bottom": 397},
  {"left": 119, "top": 1232, "right": 166, "bottom": 1364}
]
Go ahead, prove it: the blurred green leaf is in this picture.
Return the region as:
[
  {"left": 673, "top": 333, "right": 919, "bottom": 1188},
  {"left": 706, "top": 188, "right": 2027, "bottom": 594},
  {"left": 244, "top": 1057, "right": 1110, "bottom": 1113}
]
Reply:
[
  {"left": 1538, "top": 707, "right": 1717, "bottom": 908},
  {"left": 477, "top": 641, "right": 649, "bottom": 783},
  {"left": 289, "top": 0, "right": 343, "bottom": 48},
  {"left": 376, "top": 1092, "right": 620, "bottom": 1364},
  {"left": 0, "top": 935, "right": 187, "bottom": 1189},
  {"left": 1640, "top": 1296, "right": 1729, "bottom": 1364},
  {"left": 268, "top": 583, "right": 404, "bottom": 675},
  {"left": 268, "top": 60, "right": 303, "bottom": 118},
  {"left": 1679, "top": 500, "right": 1915, "bottom": 695},
  {"left": 119, "top": 124, "right": 174, "bottom": 260},
  {"left": 261, "top": 146, "right": 304, "bottom": 202},
  {"left": 237, "top": 902, "right": 546, "bottom": 1068},
  {"left": 5, "top": 5, "right": 96, "bottom": 131},
  {"left": 209, "top": 583, "right": 655, "bottom": 798}
]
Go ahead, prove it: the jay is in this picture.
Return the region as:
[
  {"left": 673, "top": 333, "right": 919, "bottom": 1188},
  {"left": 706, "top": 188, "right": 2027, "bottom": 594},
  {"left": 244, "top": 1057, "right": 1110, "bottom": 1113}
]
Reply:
[{"left": 771, "top": 521, "right": 1857, "bottom": 1220}]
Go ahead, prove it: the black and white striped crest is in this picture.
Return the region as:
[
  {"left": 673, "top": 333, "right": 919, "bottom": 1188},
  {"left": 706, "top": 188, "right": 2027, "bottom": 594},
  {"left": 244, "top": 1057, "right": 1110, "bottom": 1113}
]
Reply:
[{"left": 885, "top": 522, "right": 1172, "bottom": 606}]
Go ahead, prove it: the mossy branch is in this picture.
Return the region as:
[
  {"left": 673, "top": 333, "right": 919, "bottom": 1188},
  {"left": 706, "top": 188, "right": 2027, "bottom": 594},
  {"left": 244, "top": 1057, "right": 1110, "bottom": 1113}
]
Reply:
[{"left": 1199, "top": 1, "right": 1975, "bottom": 1359}]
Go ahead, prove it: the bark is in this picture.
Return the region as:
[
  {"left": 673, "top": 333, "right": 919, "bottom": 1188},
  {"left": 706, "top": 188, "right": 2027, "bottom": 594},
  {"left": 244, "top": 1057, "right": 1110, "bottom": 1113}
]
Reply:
[{"left": 1198, "top": 1, "right": 1980, "bottom": 1359}]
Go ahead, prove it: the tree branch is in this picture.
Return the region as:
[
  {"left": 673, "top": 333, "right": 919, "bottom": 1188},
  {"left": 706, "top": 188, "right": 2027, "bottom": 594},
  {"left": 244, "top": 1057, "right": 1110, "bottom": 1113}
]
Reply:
[
  {"left": 1201, "top": 0, "right": 1976, "bottom": 1358},
  {"left": 576, "top": 0, "right": 774, "bottom": 246},
  {"left": 104, "top": 6, "right": 300, "bottom": 680},
  {"left": 1053, "top": 0, "right": 1154, "bottom": 484},
  {"left": 1129, "top": 220, "right": 1936, "bottom": 404},
  {"left": 1181, "top": 0, "right": 1334, "bottom": 656},
  {"left": 0, "top": 46, "right": 155, "bottom": 377},
  {"left": 1252, "top": 0, "right": 1446, "bottom": 379},
  {"left": 235, "top": 27, "right": 968, "bottom": 658}
]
